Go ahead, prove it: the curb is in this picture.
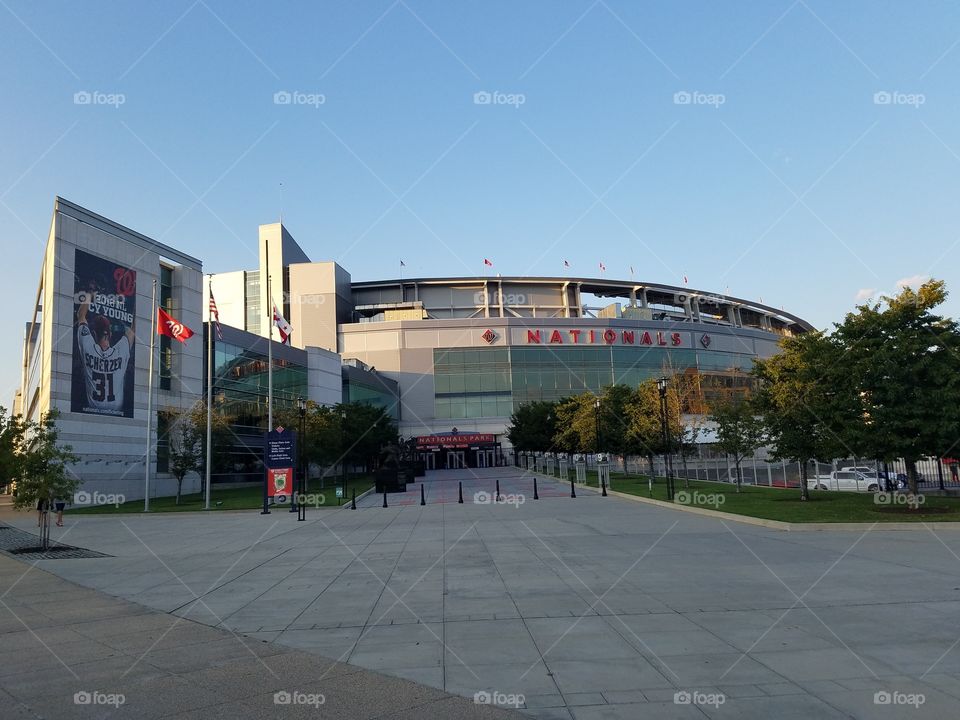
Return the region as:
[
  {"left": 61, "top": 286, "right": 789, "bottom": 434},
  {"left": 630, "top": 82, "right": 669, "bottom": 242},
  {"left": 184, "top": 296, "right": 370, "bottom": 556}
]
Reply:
[
  {"left": 341, "top": 485, "right": 375, "bottom": 509},
  {"left": 604, "top": 488, "right": 960, "bottom": 531}
]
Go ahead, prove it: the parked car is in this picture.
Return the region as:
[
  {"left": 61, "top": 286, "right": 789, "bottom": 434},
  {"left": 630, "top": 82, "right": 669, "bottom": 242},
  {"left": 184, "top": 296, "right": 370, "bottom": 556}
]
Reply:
[
  {"left": 806, "top": 470, "right": 882, "bottom": 492},
  {"left": 841, "top": 466, "right": 898, "bottom": 490}
]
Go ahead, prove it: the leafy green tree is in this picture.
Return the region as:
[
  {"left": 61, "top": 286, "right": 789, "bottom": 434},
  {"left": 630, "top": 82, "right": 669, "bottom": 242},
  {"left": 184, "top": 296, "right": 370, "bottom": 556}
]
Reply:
[
  {"left": 552, "top": 392, "right": 599, "bottom": 454},
  {"left": 710, "top": 397, "right": 766, "bottom": 492},
  {"left": 11, "top": 412, "right": 79, "bottom": 549},
  {"left": 753, "top": 331, "right": 846, "bottom": 501},
  {"left": 163, "top": 402, "right": 232, "bottom": 504},
  {"left": 626, "top": 378, "right": 683, "bottom": 477},
  {"left": 831, "top": 280, "right": 960, "bottom": 496},
  {"left": 507, "top": 401, "right": 558, "bottom": 451},
  {"left": 339, "top": 402, "right": 397, "bottom": 473},
  {"left": 0, "top": 407, "right": 27, "bottom": 492}
]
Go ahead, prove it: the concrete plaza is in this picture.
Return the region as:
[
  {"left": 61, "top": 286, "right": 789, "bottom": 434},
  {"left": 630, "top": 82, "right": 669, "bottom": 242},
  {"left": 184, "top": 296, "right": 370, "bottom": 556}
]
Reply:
[{"left": 3, "top": 466, "right": 960, "bottom": 719}]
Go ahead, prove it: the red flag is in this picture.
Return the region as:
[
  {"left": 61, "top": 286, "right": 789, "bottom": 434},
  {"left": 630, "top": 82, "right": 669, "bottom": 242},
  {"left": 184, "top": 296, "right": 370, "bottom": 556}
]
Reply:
[
  {"left": 157, "top": 307, "right": 194, "bottom": 343},
  {"left": 599, "top": 262, "right": 606, "bottom": 272},
  {"left": 483, "top": 258, "right": 493, "bottom": 267},
  {"left": 683, "top": 275, "right": 688, "bottom": 285}
]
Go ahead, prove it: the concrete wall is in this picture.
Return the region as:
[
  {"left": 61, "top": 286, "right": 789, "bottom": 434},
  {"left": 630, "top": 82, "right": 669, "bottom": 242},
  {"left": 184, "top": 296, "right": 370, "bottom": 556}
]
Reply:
[
  {"left": 203, "top": 271, "right": 246, "bottom": 330},
  {"left": 24, "top": 198, "right": 203, "bottom": 503},
  {"left": 288, "top": 261, "right": 352, "bottom": 353},
  {"left": 306, "top": 346, "right": 342, "bottom": 407}
]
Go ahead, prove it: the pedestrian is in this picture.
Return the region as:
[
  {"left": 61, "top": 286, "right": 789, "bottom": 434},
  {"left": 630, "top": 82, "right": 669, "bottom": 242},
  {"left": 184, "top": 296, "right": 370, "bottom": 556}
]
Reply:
[
  {"left": 36, "top": 498, "right": 47, "bottom": 526},
  {"left": 54, "top": 498, "right": 66, "bottom": 527},
  {"left": 949, "top": 459, "right": 959, "bottom": 483}
]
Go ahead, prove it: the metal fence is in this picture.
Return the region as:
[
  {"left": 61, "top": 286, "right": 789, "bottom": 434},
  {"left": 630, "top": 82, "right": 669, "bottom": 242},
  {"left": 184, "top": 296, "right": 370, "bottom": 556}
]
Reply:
[{"left": 523, "top": 447, "right": 960, "bottom": 491}]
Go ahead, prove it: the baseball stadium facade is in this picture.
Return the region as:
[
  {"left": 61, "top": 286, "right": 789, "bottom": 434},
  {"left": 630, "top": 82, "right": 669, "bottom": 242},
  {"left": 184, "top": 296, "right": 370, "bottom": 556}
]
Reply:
[{"left": 16, "top": 197, "right": 813, "bottom": 497}]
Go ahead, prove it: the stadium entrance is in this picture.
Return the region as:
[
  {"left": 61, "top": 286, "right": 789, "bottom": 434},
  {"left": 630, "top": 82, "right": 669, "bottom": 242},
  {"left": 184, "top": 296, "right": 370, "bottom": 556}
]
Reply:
[{"left": 415, "top": 432, "right": 503, "bottom": 469}]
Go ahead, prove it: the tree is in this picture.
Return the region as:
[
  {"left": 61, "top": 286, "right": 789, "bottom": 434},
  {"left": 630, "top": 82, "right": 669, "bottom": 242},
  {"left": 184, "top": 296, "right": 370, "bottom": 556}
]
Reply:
[
  {"left": 831, "top": 280, "right": 960, "bottom": 496},
  {"left": 552, "top": 393, "right": 599, "bottom": 454},
  {"left": 11, "top": 412, "right": 80, "bottom": 549},
  {"left": 507, "top": 401, "right": 558, "bottom": 452},
  {"left": 0, "top": 407, "right": 27, "bottom": 492},
  {"left": 710, "top": 397, "right": 766, "bottom": 492},
  {"left": 339, "top": 402, "right": 397, "bottom": 473},
  {"left": 626, "top": 379, "right": 683, "bottom": 478},
  {"left": 163, "top": 402, "right": 232, "bottom": 505},
  {"left": 753, "top": 331, "right": 846, "bottom": 501}
]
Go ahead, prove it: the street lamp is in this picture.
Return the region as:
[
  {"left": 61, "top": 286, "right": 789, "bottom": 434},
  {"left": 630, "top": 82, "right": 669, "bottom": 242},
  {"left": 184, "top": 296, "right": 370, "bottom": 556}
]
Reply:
[
  {"left": 340, "top": 407, "right": 347, "bottom": 505},
  {"left": 593, "top": 397, "right": 601, "bottom": 460},
  {"left": 297, "top": 397, "right": 306, "bottom": 521},
  {"left": 657, "top": 377, "right": 675, "bottom": 501}
]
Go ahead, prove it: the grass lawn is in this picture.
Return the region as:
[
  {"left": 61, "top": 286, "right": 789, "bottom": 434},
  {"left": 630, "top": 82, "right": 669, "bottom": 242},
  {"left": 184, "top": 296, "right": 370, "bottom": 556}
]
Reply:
[
  {"left": 582, "top": 472, "right": 960, "bottom": 523},
  {"left": 69, "top": 475, "right": 375, "bottom": 514}
]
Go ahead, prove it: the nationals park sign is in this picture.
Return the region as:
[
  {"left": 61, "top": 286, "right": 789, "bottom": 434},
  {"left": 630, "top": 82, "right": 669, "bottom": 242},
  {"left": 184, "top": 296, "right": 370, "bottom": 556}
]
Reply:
[{"left": 510, "top": 328, "right": 707, "bottom": 348}]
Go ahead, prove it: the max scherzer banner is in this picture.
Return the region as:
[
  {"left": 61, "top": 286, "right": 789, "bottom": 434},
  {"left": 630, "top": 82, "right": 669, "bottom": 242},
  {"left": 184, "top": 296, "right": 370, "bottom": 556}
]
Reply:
[
  {"left": 71, "top": 249, "right": 137, "bottom": 418},
  {"left": 265, "top": 428, "right": 297, "bottom": 503}
]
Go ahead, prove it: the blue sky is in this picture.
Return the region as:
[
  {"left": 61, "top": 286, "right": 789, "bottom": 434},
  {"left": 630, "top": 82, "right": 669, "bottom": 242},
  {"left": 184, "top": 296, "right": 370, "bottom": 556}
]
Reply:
[{"left": 3, "top": 0, "right": 960, "bottom": 399}]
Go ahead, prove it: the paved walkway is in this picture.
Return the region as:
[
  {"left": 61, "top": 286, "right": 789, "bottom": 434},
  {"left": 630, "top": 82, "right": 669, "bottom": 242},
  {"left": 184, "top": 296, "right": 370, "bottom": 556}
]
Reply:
[
  {"left": 0, "top": 551, "right": 521, "bottom": 719},
  {"left": 3, "top": 467, "right": 960, "bottom": 719}
]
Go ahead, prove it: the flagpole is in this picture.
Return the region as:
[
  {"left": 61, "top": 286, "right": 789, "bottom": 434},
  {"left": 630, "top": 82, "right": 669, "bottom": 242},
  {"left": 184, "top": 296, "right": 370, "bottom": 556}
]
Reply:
[
  {"left": 204, "top": 276, "right": 213, "bottom": 511},
  {"left": 266, "top": 238, "right": 273, "bottom": 430},
  {"left": 144, "top": 279, "right": 157, "bottom": 512}
]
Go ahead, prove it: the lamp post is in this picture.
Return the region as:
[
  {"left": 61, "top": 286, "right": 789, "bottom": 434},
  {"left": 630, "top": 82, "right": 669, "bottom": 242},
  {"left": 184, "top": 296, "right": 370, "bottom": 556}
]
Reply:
[
  {"left": 594, "top": 397, "right": 601, "bottom": 459},
  {"left": 657, "top": 377, "right": 675, "bottom": 501},
  {"left": 340, "top": 406, "right": 347, "bottom": 506},
  {"left": 297, "top": 397, "right": 306, "bottom": 521}
]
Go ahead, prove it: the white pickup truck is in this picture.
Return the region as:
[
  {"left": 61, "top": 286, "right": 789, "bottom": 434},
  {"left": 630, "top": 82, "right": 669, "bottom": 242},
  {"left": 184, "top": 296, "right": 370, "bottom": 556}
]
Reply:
[{"left": 806, "top": 470, "right": 882, "bottom": 493}]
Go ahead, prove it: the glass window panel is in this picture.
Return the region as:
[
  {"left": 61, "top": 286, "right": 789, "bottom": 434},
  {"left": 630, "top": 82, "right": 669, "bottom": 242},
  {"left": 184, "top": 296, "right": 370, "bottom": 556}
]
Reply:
[
  {"left": 465, "top": 398, "right": 483, "bottom": 418},
  {"left": 449, "top": 374, "right": 465, "bottom": 393}
]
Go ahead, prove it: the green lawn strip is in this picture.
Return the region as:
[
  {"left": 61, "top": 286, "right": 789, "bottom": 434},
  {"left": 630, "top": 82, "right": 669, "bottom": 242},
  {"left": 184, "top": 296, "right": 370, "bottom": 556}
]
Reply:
[
  {"left": 68, "top": 475, "right": 375, "bottom": 514},
  {"left": 577, "top": 471, "right": 960, "bottom": 523}
]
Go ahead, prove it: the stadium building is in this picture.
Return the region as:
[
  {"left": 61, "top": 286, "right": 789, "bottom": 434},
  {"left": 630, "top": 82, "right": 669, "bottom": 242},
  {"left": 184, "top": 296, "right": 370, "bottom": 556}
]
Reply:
[{"left": 17, "top": 197, "right": 813, "bottom": 498}]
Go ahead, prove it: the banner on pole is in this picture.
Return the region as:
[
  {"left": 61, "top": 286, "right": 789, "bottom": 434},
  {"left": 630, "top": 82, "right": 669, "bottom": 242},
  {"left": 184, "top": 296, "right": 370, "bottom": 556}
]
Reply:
[{"left": 264, "top": 428, "right": 296, "bottom": 503}]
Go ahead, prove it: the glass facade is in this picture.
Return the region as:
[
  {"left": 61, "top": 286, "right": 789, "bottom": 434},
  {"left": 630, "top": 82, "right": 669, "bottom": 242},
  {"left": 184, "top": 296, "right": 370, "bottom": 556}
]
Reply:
[
  {"left": 213, "top": 339, "right": 307, "bottom": 433},
  {"left": 343, "top": 374, "right": 400, "bottom": 419},
  {"left": 434, "top": 346, "right": 756, "bottom": 419},
  {"left": 244, "top": 271, "right": 261, "bottom": 335}
]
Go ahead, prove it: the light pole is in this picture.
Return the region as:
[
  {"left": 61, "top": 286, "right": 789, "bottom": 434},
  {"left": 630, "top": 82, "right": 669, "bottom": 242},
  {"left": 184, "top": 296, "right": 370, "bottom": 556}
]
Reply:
[
  {"left": 340, "top": 407, "right": 347, "bottom": 505},
  {"left": 657, "top": 377, "right": 675, "bottom": 501},
  {"left": 297, "top": 397, "right": 306, "bottom": 520},
  {"left": 594, "top": 397, "right": 601, "bottom": 459}
]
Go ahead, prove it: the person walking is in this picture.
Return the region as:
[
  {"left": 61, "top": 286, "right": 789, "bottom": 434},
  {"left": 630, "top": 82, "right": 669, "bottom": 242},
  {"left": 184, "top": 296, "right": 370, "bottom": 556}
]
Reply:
[{"left": 54, "top": 498, "right": 66, "bottom": 527}]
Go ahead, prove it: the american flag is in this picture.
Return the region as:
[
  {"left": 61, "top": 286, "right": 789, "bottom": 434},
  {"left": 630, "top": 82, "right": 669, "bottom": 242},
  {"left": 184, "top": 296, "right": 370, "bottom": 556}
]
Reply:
[{"left": 208, "top": 286, "right": 223, "bottom": 340}]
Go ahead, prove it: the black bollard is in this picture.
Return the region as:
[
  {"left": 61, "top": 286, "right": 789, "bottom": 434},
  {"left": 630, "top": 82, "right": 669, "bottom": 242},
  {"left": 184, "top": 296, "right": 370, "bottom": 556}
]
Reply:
[
  {"left": 533, "top": 476, "right": 539, "bottom": 500},
  {"left": 458, "top": 481, "right": 463, "bottom": 504},
  {"left": 496, "top": 479, "right": 500, "bottom": 502},
  {"left": 420, "top": 483, "right": 426, "bottom": 506},
  {"left": 570, "top": 479, "right": 577, "bottom": 498},
  {"left": 383, "top": 490, "right": 388, "bottom": 508},
  {"left": 351, "top": 488, "right": 356, "bottom": 509},
  {"left": 601, "top": 478, "right": 607, "bottom": 497}
]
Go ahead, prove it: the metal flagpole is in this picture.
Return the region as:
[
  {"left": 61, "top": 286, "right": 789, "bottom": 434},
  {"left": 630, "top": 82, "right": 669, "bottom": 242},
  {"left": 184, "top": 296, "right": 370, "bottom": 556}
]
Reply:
[
  {"left": 204, "top": 276, "right": 213, "bottom": 511},
  {"left": 144, "top": 279, "right": 157, "bottom": 512},
  {"left": 266, "top": 238, "right": 273, "bottom": 430}
]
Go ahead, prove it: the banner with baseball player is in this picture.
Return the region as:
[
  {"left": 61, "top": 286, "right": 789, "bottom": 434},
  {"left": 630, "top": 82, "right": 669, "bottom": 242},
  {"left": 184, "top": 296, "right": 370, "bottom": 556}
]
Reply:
[{"left": 71, "top": 249, "right": 137, "bottom": 418}]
